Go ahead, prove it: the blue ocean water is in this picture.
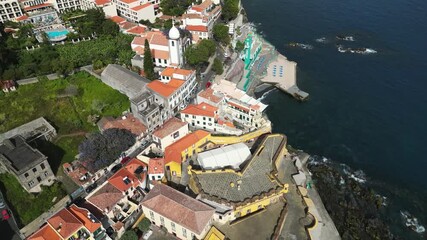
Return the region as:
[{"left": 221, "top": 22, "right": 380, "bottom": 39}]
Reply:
[{"left": 242, "top": 0, "right": 427, "bottom": 238}]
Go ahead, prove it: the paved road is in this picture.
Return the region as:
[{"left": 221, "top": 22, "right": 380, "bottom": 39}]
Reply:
[{"left": 1, "top": 190, "right": 23, "bottom": 240}]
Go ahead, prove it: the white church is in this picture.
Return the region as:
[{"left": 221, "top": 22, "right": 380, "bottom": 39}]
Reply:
[{"left": 131, "top": 25, "right": 191, "bottom": 69}]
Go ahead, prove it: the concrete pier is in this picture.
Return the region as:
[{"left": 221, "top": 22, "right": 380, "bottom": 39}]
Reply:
[{"left": 261, "top": 53, "right": 309, "bottom": 101}]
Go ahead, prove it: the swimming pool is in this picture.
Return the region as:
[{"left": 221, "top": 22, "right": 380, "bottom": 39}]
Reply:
[{"left": 45, "top": 29, "right": 69, "bottom": 41}]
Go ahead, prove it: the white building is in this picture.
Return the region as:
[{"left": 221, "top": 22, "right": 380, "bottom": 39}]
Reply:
[
  {"left": 80, "top": 0, "right": 117, "bottom": 17},
  {"left": 146, "top": 67, "right": 198, "bottom": 120},
  {"left": 0, "top": 0, "right": 24, "bottom": 22},
  {"left": 180, "top": 102, "right": 243, "bottom": 135},
  {"left": 181, "top": 0, "right": 221, "bottom": 43},
  {"left": 197, "top": 143, "right": 251, "bottom": 170},
  {"left": 141, "top": 184, "right": 215, "bottom": 240},
  {"left": 152, "top": 117, "right": 189, "bottom": 151},
  {"left": 209, "top": 80, "right": 270, "bottom": 130},
  {"left": 131, "top": 26, "right": 190, "bottom": 68},
  {"left": 114, "top": 0, "right": 155, "bottom": 23},
  {"left": 147, "top": 157, "right": 164, "bottom": 188}
]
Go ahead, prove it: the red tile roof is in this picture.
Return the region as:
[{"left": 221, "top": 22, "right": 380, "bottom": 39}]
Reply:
[
  {"left": 153, "top": 117, "right": 187, "bottom": 139},
  {"left": 87, "top": 183, "right": 123, "bottom": 212},
  {"left": 181, "top": 102, "right": 217, "bottom": 118},
  {"left": 161, "top": 67, "right": 194, "bottom": 77},
  {"left": 141, "top": 184, "right": 214, "bottom": 235},
  {"left": 16, "top": 15, "right": 29, "bottom": 21},
  {"left": 120, "top": 21, "right": 137, "bottom": 30},
  {"left": 164, "top": 130, "right": 210, "bottom": 164},
  {"left": 198, "top": 88, "right": 223, "bottom": 104},
  {"left": 146, "top": 79, "right": 185, "bottom": 98},
  {"left": 119, "top": 0, "right": 138, "bottom": 3},
  {"left": 108, "top": 168, "right": 140, "bottom": 192},
  {"left": 131, "top": 2, "right": 151, "bottom": 11},
  {"left": 152, "top": 49, "right": 169, "bottom": 59},
  {"left": 24, "top": 3, "right": 51, "bottom": 11},
  {"left": 124, "top": 158, "right": 147, "bottom": 177},
  {"left": 126, "top": 25, "right": 146, "bottom": 35},
  {"left": 68, "top": 205, "right": 102, "bottom": 233},
  {"left": 132, "top": 31, "right": 169, "bottom": 47},
  {"left": 27, "top": 224, "right": 61, "bottom": 240},
  {"left": 98, "top": 113, "right": 147, "bottom": 136},
  {"left": 95, "top": 0, "right": 110, "bottom": 5},
  {"left": 186, "top": 25, "right": 208, "bottom": 32},
  {"left": 148, "top": 158, "right": 164, "bottom": 175},
  {"left": 47, "top": 208, "right": 83, "bottom": 239},
  {"left": 110, "top": 16, "right": 126, "bottom": 24}
]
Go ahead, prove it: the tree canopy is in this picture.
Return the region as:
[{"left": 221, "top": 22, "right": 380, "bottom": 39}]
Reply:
[
  {"left": 78, "top": 128, "right": 136, "bottom": 173},
  {"left": 160, "top": 0, "right": 195, "bottom": 16},
  {"left": 143, "top": 39, "right": 155, "bottom": 80},
  {"left": 212, "top": 58, "right": 224, "bottom": 75},
  {"left": 213, "top": 24, "right": 230, "bottom": 45},
  {"left": 120, "top": 230, "right": 138, "bottom": 240},
  {"left": 222, "top": 0, "right": 239, "bottom": 21},
  {"left": 184, "top": 39, "right": 216, "bottom": 66}
]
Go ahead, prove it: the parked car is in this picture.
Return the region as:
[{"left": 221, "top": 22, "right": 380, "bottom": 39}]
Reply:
[
  {"left": 2, "top": 209, "right": 10, "bottom": 221},
  {"left": 0, "top": 198, "right": 5, "bottom": 209},
  {"left": 142, "top": 230, "right": 153, "bottom": 240},
  {"left": 120, "top": 157, "right": 130, "bottom": 165},
  {"left": 85, "top": 182, "right": 98, "bottom": 193},
  {"left": 110, "top": 164, "right": 122, "bottom": 173}
]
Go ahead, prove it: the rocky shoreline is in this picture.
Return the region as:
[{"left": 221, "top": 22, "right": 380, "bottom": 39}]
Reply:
[{"left": 306, "top": 156, "right": 399, "bottom": 239}]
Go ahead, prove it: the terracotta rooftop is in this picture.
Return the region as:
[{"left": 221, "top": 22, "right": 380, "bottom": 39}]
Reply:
[
  {"left": 124, "top": 158, "right": 147, "bottom": 175},
  {"left": 141, "top": 184, "right": 214, "bottom": 235},
  {"left": 146, "top": 79, "right": 185, "bottom": 98},
  {"left": 16, "top": 15, "right": 29, "bottom": 21},
  {"left": 153, "top": 117, "right": 187, "bottom": 139},
  {"left": 118, "top": 0, "right": 138, "bottom": 3},
  {"left": 164, "top": 130, "right": 210, "bottom": 164},
  {"left": 108, "top": 168, "right": 140, "bottom": 192},
  {"left": 181, "top": 102, "right": 217, "bottom": 118},
  {"left": 68, "top": 205, "right": 102, "bottom": 233},
  {"left": 87, "top": 183, "right": 123, "bottom": 212},
  {"left": 198, "top": 88, "right": 223, "bottom": 104},
  {"left": 120, "top": 21, "right": 137, "bottom": 30},
  {"left": 161, "top": 67, "right": 194, "bottom": 77},
  {"left": 95, "top": 0, "right": 110, "bottom": 6},
  {"left": 47, "top": 208, "right": 83, "bottom": 239},
  {"left": 126, "top": 25, "right": 146, "bottom": 35},
  {"left": 27, "top": 224, "right": 61, "bottom": 240},
  {"left": 97, "top": 113, "right": 147, "bottom": 136},
  {"left": 131, "top": 2, "right": 151, "bottom": 11},
  {"left": 148, "top": 158, "right": 165, "bottom": 175},
  {"left": 24, "top": 3, "right": 51, "bottom": 11},
  {"left": 132, "top": 31, "right": 169, "bottom": 47},
  {"left": 110, "top": 16, "right": 126, "bottom": 24},
  {"left": 186, "top": 25, "right": 208, "bottom": 32}
]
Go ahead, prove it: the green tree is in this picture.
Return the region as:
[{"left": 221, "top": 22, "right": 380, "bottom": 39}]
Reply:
[
  {"left": 212, "top": 58, "right": 224, "bottom": 75},
  {"left": 235, "top": 40, "right": 245, "bottom": 52},
  {"left": 160, "top": 0, "right": 194, "bottom": 16},
  {"left": 184, "top": 39, "right": 216, "bottom": 67},
  {"left": 213, "top": 24, "right": 230, "bottom": 45},
  {"left": 222, "top": 0, "right": 239, "bottom": 21},
  {"left": 101, "top": 19, "right": 119, "bottom": 36},
  {"left": 137, "top": 218, "right": 151, "bottom": 232},
  {"left": 92, "top": 59, "right": 104, "bottom": 70},
  {"left": 120, "top": 230, "right": 138, "bottom": 240},
  {"left": 143, "top": 39, "right": 155, "bottom": 80},
  {"left": 118, "top": 49, "right": 134, "bottom": 66}
]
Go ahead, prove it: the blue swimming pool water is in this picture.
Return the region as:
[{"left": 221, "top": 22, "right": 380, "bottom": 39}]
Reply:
[{"left": 46, "top": 29, "right": 69, "bottom": 39}]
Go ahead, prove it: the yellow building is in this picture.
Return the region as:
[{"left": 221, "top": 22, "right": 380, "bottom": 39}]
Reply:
[
  {"left": 164, "top": 130, "right": 211, "bottom": 177},
  {"left": 189, "top": 134, "right": 289, "bottom": 219}
]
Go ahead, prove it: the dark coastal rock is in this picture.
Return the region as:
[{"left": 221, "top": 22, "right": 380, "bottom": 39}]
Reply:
[{"left": 308, "top": 163, "right": 399, "bottom": 240}]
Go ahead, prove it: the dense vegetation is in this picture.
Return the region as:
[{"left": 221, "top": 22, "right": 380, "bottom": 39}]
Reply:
[
  {"left": 184, "top": 39, "right": 216, "bottom": 67},
  {"left": 0, "top": 173, "right": 66, "bottom": 225},
  {"left": 213, "top": 24, "right": 230, "bottom": 45},
  {"left": 213, "top": 58, "right": 224, "bottom": 74},
  {"left": 0, "top": 72, "right": 130, "bottom": 134},
  {"left": 159, "top": 0, "right": 196, "bottom": 16},
  {"left": 222, "top": 0, "right": 240, "bottom": 21},
  {"left": 0, "top": 9, "right": 132, "bottom": 80},
  {"left": 78, "top": 129, "right": 136, "bottom": 173}
]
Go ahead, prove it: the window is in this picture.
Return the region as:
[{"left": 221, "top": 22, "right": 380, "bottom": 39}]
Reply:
[
  {"left": 160, "top": 216, "right": 164, "bottom": 225},
  {"left": 150, "top": 211, "right": 154, "bottom": 219},
  {"left": 164, "top": 59, "right": 167, "bottom": 64},
  {"left": 182, "top": 228, "right": 187, "bottom": 237},
  {"left": 40, "top": 163, "right": 45, "bottom": 170},
  {"left": 171, "top": 41, "right": 174, "bottom": 47},
  {"left": 203, "top": 117, "right": 206, "bottom": 120},
  {"left": 173, "top": 131, "right": 179, "bottom": 139},
  {"left": 24, "top": 173, "right": 29, "bottom": 178},
  {"left": 192, "top": 115, "right": 196, "bottom": 119},
  {"left": 185, "top": 114, "right": 189, "bottom": 117},
  {"left": 171, "top": 222, "right": 176, "bottom": 231},
  {"left": 44, "top": 172, "right": 49, "bottom": 177},
  {"left": 32, "top": 168, "right": 37, "bottom": 173}
]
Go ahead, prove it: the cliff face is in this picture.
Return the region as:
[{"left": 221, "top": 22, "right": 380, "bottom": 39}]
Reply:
[{"left": 307, "top": 160, "right": 398, "bottom": 240}]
